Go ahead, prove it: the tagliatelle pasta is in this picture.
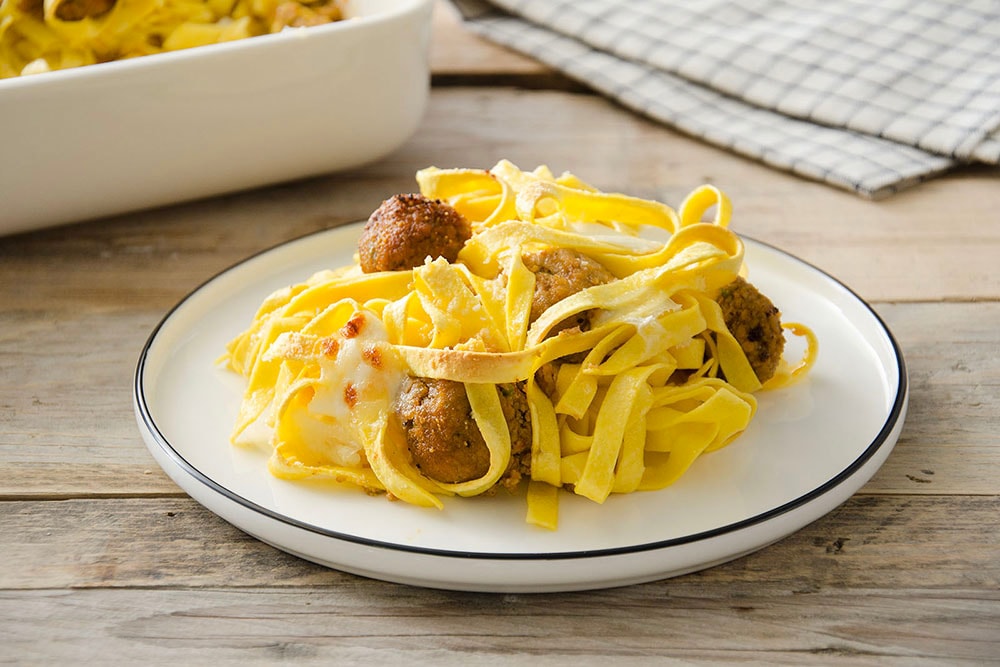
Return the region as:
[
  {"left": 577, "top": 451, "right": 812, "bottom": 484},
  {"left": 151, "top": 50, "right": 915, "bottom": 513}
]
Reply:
[
  {"left": 0, "top": 0, "right": 343, "bottom": 78},
  {"left": 222, "top": 161, "right": 817, "bottom": 530}
]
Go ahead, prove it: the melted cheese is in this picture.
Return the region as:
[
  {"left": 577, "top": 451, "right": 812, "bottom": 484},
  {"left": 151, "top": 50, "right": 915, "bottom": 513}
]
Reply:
[{"left": 222, "top": 160, "right": 818, "bottom": 529}]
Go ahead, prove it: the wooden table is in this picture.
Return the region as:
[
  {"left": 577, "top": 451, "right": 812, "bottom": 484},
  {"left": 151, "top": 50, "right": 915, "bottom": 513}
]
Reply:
[{"left": 3, "top": 4, "right": 998, "bottom": 662}]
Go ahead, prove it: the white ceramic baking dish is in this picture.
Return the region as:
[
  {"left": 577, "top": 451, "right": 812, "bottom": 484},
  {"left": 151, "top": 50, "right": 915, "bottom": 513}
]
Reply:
[{"left": 0, "top": 0, "right": 433, "bottom": 236}]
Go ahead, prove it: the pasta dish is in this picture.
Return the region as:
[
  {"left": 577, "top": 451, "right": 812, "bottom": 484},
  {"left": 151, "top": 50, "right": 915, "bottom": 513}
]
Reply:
[
  {"left": 0, "top": 0, "right": 343, "bottom": 78},
  {"left": 222, "top": 161, "right": 817, "bottom": 529}
]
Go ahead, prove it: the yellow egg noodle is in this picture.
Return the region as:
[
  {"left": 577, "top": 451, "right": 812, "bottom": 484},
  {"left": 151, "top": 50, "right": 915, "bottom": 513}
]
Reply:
[
  {"left": 222, "top": 161, "right": 818, "bottom": 530},
  {"left": 0, "top": 0, "right": 342, "bottom": 78}
]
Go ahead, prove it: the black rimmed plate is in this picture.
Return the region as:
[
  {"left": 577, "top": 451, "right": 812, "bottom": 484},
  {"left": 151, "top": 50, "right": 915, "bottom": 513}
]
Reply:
[{"left": 134, "top": 223, "right": 907, "bottom": 592}]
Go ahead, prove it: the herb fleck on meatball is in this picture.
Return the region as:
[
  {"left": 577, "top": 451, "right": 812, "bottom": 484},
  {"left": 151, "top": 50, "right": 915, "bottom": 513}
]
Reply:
[
  {"left": 394, "top": 378, "right": 532, "bottom": 492},
  {"left": 716, "top": 277, "right": 785, "bottom": 383},
  {"left": 357, "top": 194, "right": 471, "bottom": 273},
  {"left": 522, "top": 247, "right": 615, "bottom": 332}
]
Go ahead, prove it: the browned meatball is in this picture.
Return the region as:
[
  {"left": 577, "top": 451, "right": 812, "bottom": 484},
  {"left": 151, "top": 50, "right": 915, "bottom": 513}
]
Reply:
[
  {"left": 394, "top": 378, "right": 531, "bottom": 491},
  {"left": 51, "top": 0, "right": 114, "bottom": 20},
  {"left": 522, "top": 248, "right": 615, "bottom": 331},
  {"left": 357, "top": 194, "right": 471, "bottom": 273},
  {"left": 716, "top": 277, "right": 785, "bottom": 384}
]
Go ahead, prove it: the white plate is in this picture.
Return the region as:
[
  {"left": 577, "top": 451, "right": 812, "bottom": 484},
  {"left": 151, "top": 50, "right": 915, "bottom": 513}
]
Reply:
[{"left": 134, "top": 223, "right": 907, "bottom": 593}]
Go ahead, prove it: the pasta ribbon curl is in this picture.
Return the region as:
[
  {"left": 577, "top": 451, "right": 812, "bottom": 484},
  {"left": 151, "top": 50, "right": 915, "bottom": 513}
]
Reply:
[
  {"left": 1, "top": 0, "right": 344, "bottom": 78},
  {"left": 223, "top": 161, "right": 817, "bottom": 530}
]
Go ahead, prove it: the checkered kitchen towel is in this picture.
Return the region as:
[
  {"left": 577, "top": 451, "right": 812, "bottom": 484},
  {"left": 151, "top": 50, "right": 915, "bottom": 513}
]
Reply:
[{"left": 449, "top": 0, "right": 1000, "bottom": 198}]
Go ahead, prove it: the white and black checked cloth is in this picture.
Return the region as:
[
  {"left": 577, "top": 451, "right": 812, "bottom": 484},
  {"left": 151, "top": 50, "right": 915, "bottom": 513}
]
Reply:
[{"left": 449, "top": 0, "right": 1000, "bottom": 198}]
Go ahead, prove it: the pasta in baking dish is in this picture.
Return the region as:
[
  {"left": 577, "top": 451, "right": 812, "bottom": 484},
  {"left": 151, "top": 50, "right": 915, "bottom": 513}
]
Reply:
[
  {"left": 222, "top": 161, "right": 817, "bottom": 530},
  {"left": 0, "top": 0, "right": 343, "bottom": 78}
]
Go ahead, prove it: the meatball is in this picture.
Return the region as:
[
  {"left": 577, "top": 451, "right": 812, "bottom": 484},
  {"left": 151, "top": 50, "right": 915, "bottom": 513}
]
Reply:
[
  {"left": 522, "top": 248, "right": 615, "bottom": 331},
  {"left": 716, "top": 277, "right": 785, "bottom": 384},
  {"left": 51, "top": 0, "right": 114, "bottom": 20},
  {"left": 394, "top": 378, "right": 531, "bottom": 491},
  {"left": 357, "top": 194, "right": 471, "bottom": 273}
]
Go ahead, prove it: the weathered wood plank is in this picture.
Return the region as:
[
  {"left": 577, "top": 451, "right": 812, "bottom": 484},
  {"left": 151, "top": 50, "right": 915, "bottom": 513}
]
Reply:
[
  {"left": 395, "top": 91, "right": 1000, "bottom": 303},
  {"left": 0, "top": 465, "right": 180, "bottom": 498},
  {"left": 1, "top": 300, "right": 996, "bottom": 496},
  {"left": 862, "top": 301, "right": 1000, "bottom": 494},
  {"left": 2, "top": 496, "right": 997, "bottom": 592},
  {"left": 2, "top": 585, "right": 997, "bottom": 664},
  {"left": 2, "top": 91, "right": 999, "bottom": 306},
  {"left": 430, "top": 1, "right": 568, "bottom": 87}
]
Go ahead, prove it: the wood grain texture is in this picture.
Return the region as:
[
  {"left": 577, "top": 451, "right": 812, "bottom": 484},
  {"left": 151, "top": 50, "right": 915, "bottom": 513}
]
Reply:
[
  {"left": 430, "top": 1, "right": 564, "bottom": 86},
  {"left": 2, "top": 90, "right": 998, "bottom": 305},
  {"left": 1, "top": 44, "right": 998, "bottom": 661},
  {"left": 2, "top": 496, "right": 998, "bottom": 591},
  {"left": 1, "top": 300, "right": 996, "bottom": 496},
  {"left": 2, "top": 497, "right": 998, "bottom": 663},
  {"left": 2, "top": 586, "right": 996, "bottom": 665}
]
